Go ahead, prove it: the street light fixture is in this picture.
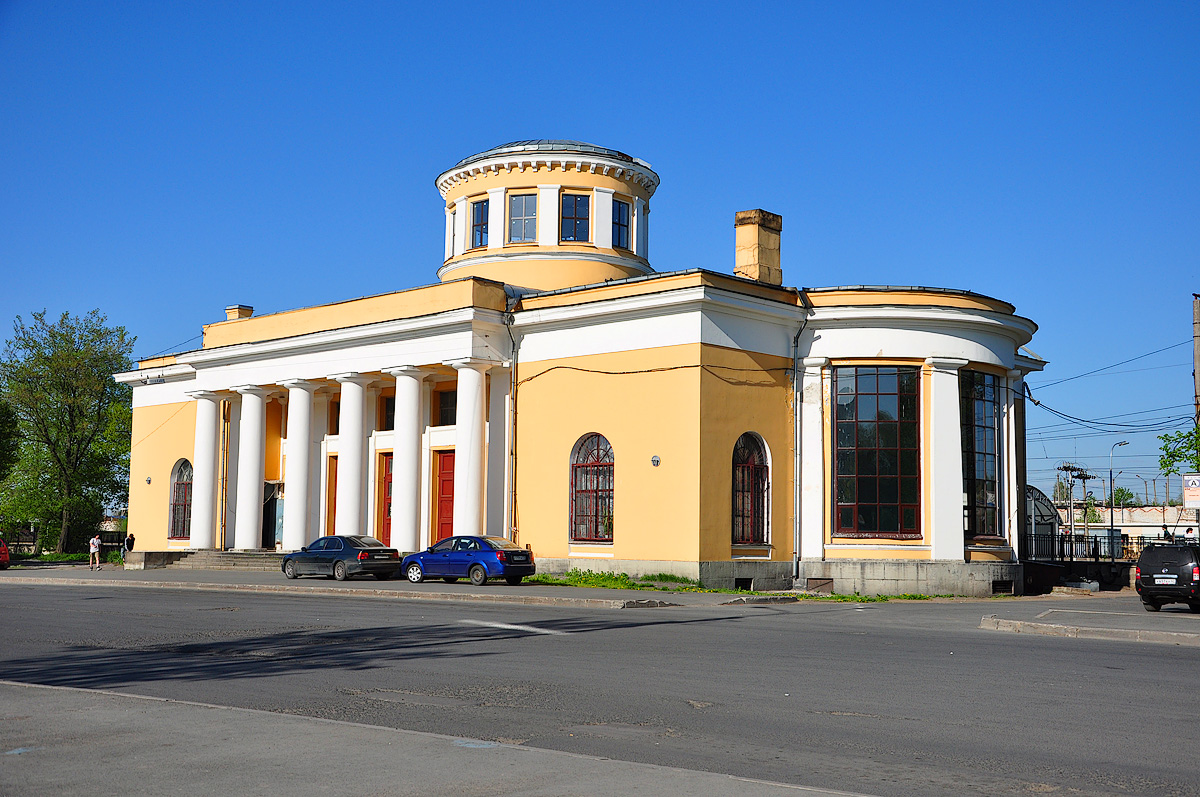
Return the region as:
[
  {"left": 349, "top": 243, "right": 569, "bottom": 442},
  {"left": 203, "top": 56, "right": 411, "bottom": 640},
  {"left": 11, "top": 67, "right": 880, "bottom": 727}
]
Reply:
[{"left": 1110, "top": 441, "right": 1129, "bottom": 559}]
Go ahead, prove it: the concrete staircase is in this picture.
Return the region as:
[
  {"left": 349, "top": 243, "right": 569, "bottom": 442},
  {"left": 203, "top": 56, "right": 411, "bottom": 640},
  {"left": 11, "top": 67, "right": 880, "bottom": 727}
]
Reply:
[{"left": 167, "top": 550, "right": 286, "bottom": 572}]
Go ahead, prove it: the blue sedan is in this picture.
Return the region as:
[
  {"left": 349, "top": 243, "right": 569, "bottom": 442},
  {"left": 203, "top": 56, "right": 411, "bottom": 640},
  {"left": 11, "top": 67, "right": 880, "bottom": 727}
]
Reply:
[
  {"left": 282, "top": 535, "right": 401, "bottom": 581},
  {"left": 402, "top": 536, "right": 535, "bottom": 586}
]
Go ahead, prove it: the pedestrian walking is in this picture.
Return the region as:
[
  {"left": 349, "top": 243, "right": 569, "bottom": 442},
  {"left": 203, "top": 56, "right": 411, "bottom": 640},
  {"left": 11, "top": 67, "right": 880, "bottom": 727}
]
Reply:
[
  {"left": 122, "top": 532, "right": 135, "bottom": 563},
  {"left": 89, "top": 533, "right": 102, "bottom": 570}
]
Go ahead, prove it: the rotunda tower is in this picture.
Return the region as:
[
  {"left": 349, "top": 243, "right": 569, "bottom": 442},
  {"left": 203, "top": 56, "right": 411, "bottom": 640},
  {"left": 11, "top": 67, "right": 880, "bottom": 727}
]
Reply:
[{"left": 435, "top": 140, "right": 659, "bottom": 291}]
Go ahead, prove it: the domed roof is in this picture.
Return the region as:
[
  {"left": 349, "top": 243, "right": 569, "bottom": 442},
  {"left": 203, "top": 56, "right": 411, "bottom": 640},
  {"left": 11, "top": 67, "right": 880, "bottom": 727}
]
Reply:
[{"left": 453, "top": 140, "right": 650, "bottom": 170}]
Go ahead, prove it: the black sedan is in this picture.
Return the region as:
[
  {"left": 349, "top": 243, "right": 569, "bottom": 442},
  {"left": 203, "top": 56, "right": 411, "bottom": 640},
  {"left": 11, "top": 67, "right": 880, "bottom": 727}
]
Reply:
[{"left": 282, "top": 535, "right": 400, "bottom": 581}]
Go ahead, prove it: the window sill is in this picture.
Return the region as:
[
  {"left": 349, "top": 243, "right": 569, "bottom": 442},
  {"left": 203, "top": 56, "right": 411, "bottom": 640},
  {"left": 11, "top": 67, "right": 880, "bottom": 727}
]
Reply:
[{"left": 831, "top": 533, "right": 923, "bottom": 541}]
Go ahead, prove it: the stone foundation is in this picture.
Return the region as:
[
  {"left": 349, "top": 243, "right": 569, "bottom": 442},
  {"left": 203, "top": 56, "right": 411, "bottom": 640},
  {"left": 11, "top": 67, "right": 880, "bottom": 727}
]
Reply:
[{"left": 796, "top": 559, "right": 1023, "bottom": 597}]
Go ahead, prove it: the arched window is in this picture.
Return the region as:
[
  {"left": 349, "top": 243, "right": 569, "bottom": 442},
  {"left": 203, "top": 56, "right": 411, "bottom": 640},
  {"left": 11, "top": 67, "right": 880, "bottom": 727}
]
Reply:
[
  {"left": 168, "top": 459, "right": 193, "bottom": 539},
  {"left": 732, "top": 433, "right": 769, "bottom": 544},
  {"left": 570, "top": 433, "right": 614, "bottom": 542}
]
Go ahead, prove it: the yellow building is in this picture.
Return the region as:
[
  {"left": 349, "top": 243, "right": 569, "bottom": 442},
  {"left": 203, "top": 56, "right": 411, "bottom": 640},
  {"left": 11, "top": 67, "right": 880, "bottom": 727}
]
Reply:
[{"left": 117, "top": 140, "right": 1043, "bottom": 595}]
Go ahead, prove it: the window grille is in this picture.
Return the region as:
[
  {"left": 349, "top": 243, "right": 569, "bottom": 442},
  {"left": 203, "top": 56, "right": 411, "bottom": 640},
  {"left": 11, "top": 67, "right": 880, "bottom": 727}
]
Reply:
[
  {"left": 169, "top": 459, "right": 193, "bottom": 539},
  {"left": 570, "top": 433, "right": 614, "bottom": 542},
  {"left": 732, "top": 433, "right": 769, "bottom": 544}
]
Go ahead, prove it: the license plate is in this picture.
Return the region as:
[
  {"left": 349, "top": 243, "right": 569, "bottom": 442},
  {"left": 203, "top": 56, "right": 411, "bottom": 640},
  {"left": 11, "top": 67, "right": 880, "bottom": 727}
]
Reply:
[
  {"left": 1155, "top": 577, "right": 1176, "bottom": 585},
  {"left": 511, "top": 554, "right": 527, "bottom": 563}
]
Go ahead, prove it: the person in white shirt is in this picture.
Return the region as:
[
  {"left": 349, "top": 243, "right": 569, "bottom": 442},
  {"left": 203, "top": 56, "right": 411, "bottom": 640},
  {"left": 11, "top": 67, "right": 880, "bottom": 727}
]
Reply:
[{"left": 89, "top": 534, "right": 102, "bottom": 571}]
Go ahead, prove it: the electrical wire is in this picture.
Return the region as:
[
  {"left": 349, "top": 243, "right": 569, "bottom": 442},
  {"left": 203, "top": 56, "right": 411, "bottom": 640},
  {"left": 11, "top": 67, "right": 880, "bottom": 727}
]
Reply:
[{"left": 1027, "top": 340, "right": 1190, "bottom": 391}]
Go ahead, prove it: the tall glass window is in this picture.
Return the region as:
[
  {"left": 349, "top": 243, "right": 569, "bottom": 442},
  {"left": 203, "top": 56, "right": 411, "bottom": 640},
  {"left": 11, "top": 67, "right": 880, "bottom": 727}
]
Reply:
[
  {"left": 613, "top": 199, "right": 630, "bottom": 249},
  {"left": 560, "top": 194, "right": 590, "bottom": 242},
  {"left": 833, "top": 366, "right": 921, "bottom": 538},
  {"left": 570, "top": 433, "right": 614, "bottom": 542},
  {"left": 732, "top": 433, "right": 768, "bottom": 544},
  {"left": 471, "top": 199, "right": 488, "bottom": 248},
  {"left": 509, "top": 194, "right": 537, "bottom": 242},
  {"left": 961, "top": 370, "right": 1000, "bottom": 538},
  {"left": 169, "top": 459, "right": 193, "bottom": 539}
]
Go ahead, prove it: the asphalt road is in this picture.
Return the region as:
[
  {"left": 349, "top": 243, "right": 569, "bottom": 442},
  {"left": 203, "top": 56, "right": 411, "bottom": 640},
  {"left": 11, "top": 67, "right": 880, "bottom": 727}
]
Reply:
[{"left": 3, "top": 585, "right": 1198, "bottom": 796}]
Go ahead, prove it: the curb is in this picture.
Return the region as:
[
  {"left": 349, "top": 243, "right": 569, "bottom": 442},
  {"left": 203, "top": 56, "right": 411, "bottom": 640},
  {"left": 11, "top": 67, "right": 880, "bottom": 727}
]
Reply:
[
  {"left": 0, "top": 575, "right": 681, "bottom": 610},
  {"left": 979, "top": 614, "right": 1200, "bottom": 646}
]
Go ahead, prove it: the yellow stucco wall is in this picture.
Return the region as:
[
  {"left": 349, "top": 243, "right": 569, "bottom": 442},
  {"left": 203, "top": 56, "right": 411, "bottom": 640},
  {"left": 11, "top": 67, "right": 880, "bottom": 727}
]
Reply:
[
  {"left": 201, "top": 278, "right": 507, "bottom": 349},
  {"left": 697, "top": 346, "right": 794, "bottom": 562},
  {"left": 127, "top": 400, "right": 196, "bottom": 551},
  {"left": 440, "top": 257, "right": 648, "bottom": 291},
  {"left": 513, "top": 344, "right": 702, "bottom": 563}
]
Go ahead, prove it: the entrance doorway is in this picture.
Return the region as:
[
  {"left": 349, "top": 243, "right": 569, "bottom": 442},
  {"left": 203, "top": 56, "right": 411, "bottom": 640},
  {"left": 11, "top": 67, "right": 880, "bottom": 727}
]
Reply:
[
  {"left": 434, "top": 450, "right": 455, "bottom": 543},
  {"left": 379, "top": 453, "right": 393, "bottom": 547}
]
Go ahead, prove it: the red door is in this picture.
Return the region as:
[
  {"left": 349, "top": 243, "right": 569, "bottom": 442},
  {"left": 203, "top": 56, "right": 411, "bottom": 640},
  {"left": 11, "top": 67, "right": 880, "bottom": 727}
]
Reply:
[
  {"left": 435, "top": 450, "right": 455, "bottom": 543},
  {"left": 380, "top": 453, "right": 393, "bottom": 547}
]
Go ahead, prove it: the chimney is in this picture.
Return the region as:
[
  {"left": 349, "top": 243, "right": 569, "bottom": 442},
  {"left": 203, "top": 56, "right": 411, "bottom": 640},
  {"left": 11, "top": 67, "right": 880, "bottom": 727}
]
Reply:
[
  {"left": 734, "top": 209, "right": 783, "bottom": 285},
  {"left": 225, "top": 305, "right": 253, "bottom": 321}
]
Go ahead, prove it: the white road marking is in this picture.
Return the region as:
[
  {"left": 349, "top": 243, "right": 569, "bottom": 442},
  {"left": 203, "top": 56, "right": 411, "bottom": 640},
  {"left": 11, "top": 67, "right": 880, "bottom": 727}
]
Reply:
[
  {"left": 1034, "top": 608, "right": 1143, "bottom": 619},
  {"left": 457, "top": 619, "right": 569, "bottom": 636}
]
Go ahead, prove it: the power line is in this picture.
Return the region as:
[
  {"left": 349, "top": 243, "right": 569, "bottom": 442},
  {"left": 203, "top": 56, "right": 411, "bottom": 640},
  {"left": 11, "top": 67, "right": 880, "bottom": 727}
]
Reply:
[{"left": 1027, "top": 340, "right": 1190, "bottom": 391}]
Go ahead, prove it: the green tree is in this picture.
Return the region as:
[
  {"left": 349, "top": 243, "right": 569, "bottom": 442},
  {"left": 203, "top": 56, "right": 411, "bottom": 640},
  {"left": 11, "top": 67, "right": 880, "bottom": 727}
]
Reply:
[
  {"left": 1159, "top": 426, "right": 1200, "bottom": 476},
  {"left": 0, "top": 310, "right": 133, "bottom": 553},
  {"left": 0, "top": 399, "right": 17, "bottom": 483},
  {"left": 1109, "top": 486, "right": 1138, "bottom": 508},
  {"left": 1052, "top": 475, "right": 1071, "bottom": 504}
]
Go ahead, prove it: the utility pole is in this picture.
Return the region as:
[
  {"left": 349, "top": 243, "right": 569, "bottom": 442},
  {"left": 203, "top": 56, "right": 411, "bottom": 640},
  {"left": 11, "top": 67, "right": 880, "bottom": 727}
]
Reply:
[{"left": 1193, "top": 294, "right": 1199, "bottom": 427}]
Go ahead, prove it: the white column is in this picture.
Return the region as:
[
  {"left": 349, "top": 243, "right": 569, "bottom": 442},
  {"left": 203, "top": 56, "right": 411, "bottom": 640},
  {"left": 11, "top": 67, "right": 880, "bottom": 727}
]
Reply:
[
  {"left": 444, "top": 206, "right": 454, "bottom": 261},
  {"left": 386, "top": 367, "right": 427, "bottom": 553},
  {"left": 448, "top": 359, "right": 488, "bottom": 537},
  {"left": 232, "top": 386, "right": 269, "bottom": 550},
  {"left": 485, "top": 366, "right": 511, "bottom": 537},
  {"left": 452, "top": 196, "right": 469, "bottom": 257},
  {"left": 537, "top": 184, "right": 560, "bottom": 247},
  {"left": 280, "top": 380, "right": 317, "bottom": 551},
  {"left": 1003, "top": 370, "right": 1023, "bottom": 548},
  {"left": 486, "top": 187, "right": 505, "bottom": 250},
  {"left": 799, "top": 358, "right": 828, "bottom": 560},
  {"left": 332, "top": 373, "right": 372, "bottom": 537},
  {"left": 308, "top": 392, "right": 330, "bottom": 543},
  {"left": 633, "top": 197, "right": 648, "bottom": 258},
  {"left": 926, "top": 358, "right": 968, "bottom": 560},
  {"left": 592, "top": 187, "right": 614, "bottom": 249},
  {"left": 187, "top": 391, "right": 221, "bottom": 550}
]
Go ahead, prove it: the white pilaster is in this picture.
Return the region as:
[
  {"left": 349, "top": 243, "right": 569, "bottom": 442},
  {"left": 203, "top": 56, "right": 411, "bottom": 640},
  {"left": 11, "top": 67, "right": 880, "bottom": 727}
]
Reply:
[
  {"left": 448, "top": 359, "right": 489, "bottom": 537},
  {"left": 332, "top": 373, "right": 372, "bottom": 537},
  {"left": 537, "top": 184, "right": 560, "bottom": 247},
  {"left": 926, "top": 358, "right": 968, "bottom": 560},
  {"left": 444, "top": 207, "right": 454, "bottom": 261},
  {"left": 486, "top": 187, "right": 505, "bottom": 251},
  {"left": 187, "top": 391, "right": 221, "bottom": 550},
  {"left": 799, "top": 358, "right": 828, "bottom": 560},
  {"left": 633, "top": 197, "right": 648, "bottom": 258},
  {"left": 592, "top": 187, "right": 614, "bottom": 250},
  {"left": 280, "top": 380, "right": 317, "bottom": 551},
  {"left": 1003, "top": 370, "right": 1023, "bottom": 547},
  {"left": 485, "top": 366, "right": 511, "bottom": 538},
  {"left": 232, "top": 386, "right": 269, "bottom": 550},
  {"left": 452, "top": 195, "right": 469, "bottom": 258}
]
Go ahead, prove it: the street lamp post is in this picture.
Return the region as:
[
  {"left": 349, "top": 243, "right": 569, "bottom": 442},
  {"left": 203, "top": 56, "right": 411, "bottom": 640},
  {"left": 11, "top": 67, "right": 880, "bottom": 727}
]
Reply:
[{"left": 1110, "top": 440, "right": 1129, "bottom": 559}]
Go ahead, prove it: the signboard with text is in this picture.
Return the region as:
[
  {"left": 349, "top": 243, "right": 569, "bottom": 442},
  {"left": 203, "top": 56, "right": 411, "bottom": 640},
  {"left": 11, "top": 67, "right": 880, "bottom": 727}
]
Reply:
[{"left": 1184, "top": 474, "right": 1200, "bottom": 510}]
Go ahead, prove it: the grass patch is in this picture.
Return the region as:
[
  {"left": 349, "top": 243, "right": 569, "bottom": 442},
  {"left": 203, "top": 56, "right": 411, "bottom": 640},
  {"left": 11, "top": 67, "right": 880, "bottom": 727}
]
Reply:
[
  {"left": 12, "top": 552, "right": 88, "bottom": 563},
  {"left": 637, "top": 572, "right": 700, "bottom": 585}
]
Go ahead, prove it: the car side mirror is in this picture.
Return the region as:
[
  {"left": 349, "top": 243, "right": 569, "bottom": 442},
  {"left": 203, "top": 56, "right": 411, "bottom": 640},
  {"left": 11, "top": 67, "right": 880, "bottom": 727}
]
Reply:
[{"left": 300, "top": 547, "right": 307, "bottom": 552}]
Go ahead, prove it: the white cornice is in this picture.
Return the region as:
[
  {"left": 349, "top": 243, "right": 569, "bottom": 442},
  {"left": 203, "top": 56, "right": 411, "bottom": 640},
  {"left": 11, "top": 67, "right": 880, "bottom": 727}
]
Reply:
[
  {"left": 806, "top": 304, "right": 1037, "bottom": 346},
  {"left": 438, "top": 249, "right": 653, "bottom": 281},
  {"left": 436, "top": 153, "right": 660, "bottom": 199},
  {"left": 177, "top": 307, "right": 509, "bottom": 370},
  {"left": 114, "top": 362, "right": 196, "bottom": 385}
]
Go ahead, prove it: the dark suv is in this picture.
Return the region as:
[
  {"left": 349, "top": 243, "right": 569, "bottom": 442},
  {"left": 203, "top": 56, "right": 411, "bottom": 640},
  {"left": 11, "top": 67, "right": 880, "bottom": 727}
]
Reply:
[{"left": 1135, "top": 543, "right": 1200, "bottom": 612}]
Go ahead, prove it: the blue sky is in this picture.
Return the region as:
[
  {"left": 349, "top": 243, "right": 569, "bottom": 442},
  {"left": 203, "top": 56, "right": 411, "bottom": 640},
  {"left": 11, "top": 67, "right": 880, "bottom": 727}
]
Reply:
[{"left": 1, "top": 1, "right": 1196, "bottom": 500}]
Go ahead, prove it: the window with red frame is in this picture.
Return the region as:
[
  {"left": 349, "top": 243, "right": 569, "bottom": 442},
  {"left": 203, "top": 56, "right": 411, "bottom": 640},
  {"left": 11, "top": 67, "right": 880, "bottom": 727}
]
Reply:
[
  {"left": 732, "top": 433, "right": 769, "bottom": 544},
  {"left": 168, "top": 459, "right": 193, "bottom": 539},
  {"left": 570, "top": 433, "right": 614, "bottom": 542}
]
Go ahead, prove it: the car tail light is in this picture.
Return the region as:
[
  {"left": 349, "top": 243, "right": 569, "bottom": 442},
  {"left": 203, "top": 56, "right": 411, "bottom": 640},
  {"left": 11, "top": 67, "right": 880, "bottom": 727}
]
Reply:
[
  {"left": 390, "top": 552, "right": 399, "bottom": 559},
  {"left": 358, "top": 551, "right": 369, "bottom": 561},
  {"left": 494, "top": 549, "right": 507, "bottom": 563},
  {"left": 1193, "top": 566, "right": 1199, "bottom": 582},
  {"left": 1135, "top": 566, "right": 1141, "bottom": 580}
]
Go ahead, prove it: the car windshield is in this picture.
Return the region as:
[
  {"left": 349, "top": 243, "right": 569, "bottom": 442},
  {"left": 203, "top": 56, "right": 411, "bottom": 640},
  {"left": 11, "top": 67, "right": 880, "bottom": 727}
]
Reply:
[
  {"left": 484, "top": 537, "right": 524, "bottom": 550},
  {"left": 346, "top": 536, "right": 386, "bottom": 548}
]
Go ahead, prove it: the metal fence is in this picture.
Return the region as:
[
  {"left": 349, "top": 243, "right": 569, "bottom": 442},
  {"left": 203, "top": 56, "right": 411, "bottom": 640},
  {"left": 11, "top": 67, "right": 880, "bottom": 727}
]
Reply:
[{"left": 1023, "top": 533, "right": 1159, "bottom": 563}]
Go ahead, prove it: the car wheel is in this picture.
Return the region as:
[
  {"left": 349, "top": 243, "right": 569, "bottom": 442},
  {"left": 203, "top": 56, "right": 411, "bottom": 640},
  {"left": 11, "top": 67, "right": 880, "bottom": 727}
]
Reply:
[
  {"left": 405, "top": 563, "right": 424, "bottom": 583},
  {"left": 374, "top": 571, "right": 393, "bottom": 581},
  {"left": 1143, "top": 600, "right": 1162, "bottom": 612},
  {"left": 283, "top": 560, "right": 297, "bottom": 580},
  {"left": 505, "top": 575, "right": 523, "bottom": 586},
  {"left": 469, "top": 565, "right": 488, "bottom": 586},
  {"left": 442, "top": 577, "right": 459, "bottom": 583},
  {"left": 333, "top": 561, "right": 348, "bottom": 581}
]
